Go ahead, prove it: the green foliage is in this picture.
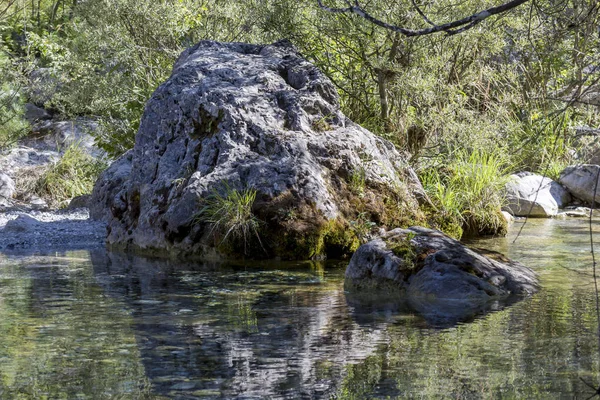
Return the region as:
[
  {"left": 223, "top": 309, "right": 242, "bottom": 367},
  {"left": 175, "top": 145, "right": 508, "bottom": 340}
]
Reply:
[
  {"left": 0, "top": 0, "right": 263, "bottom": 157},
  {"left": 348, "top": 167, "right": 366, "bottom": 197},
  {"left": 0, "top": 53, "right": 28, "bottom": 148},
  {"left": 387, "top": 232, "right": 418, "bottom": 269},
  {"left": 34, "top": 144, "right": 107, "bottom": 207},
  {"left": 349, "top": 212, "right": 376, "bottom": 244},
  {"left": 420, "top": 149, "right": 510, "bottom": 238},
  {"left": 196, "top": 184, "right": 262, "bottom": 251},
  {"left": 256, "top": 0, "right": 599, "bottom": 178}
]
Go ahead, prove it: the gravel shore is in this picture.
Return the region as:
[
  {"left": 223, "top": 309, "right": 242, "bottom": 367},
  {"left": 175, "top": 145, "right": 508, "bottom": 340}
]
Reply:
[{"left": 0, "top": 207, "right": 106, "bottom": 252}]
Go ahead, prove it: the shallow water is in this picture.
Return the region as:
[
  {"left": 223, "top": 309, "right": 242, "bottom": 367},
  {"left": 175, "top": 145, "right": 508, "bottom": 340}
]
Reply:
[{"left": 1, "top": 219, "right": 600, "bottom": 399}]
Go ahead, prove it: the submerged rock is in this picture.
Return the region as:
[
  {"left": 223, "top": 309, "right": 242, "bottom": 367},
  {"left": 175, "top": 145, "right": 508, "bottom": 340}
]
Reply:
[
  {"left": 559, "top": 165, "right": 600, "bottom": 204},
  {"left": 557, "top": 206, "right": 593, "bottom": 218},
  {"left": 503, "top": 173, "right": 570, "bottom": 217},
  {"left": 345, "top": 227, "right": 538, "bottom": 302},
  {"left": 91, "top": 40, "right": 426, "bottom": 260}
]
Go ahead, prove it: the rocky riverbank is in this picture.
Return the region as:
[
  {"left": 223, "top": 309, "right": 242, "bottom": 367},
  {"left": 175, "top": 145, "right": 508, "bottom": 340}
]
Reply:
[
  {"left": 0, "top": 97, "right": 107, "bottom": 252},
  {"left": 0, "top": 207, "right": 105, "bottom": 252},
  {"left": 503, "top": 168, "right": 600, "bottom": 219}
]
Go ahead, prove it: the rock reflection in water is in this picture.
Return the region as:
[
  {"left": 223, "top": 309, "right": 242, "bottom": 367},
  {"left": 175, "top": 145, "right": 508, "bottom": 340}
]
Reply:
[
  {"left": 345, "top": 291, "right": 522, "bottom": 329},
  {"left": 3, "top": 219, "right": 600, "bottom": 399},
  {"left": 90, "top": 252, "right": 388, "bottom": 399}
]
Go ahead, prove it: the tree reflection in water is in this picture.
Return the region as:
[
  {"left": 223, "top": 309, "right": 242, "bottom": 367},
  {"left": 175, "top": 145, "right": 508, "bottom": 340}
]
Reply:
[{"left": 0, "top": 218, "right": 599, "bottom": 398}]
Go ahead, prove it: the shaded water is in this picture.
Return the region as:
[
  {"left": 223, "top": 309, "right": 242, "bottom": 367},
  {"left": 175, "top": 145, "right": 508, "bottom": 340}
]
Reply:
[{"left": 1, "top": 219, "right": 600, "bottom": 398}]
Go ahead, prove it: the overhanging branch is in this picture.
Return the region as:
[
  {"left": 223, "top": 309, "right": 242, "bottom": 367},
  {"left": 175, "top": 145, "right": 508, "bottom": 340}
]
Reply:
[{"left": 317, "top": 0, "right": 530, "bottom": 36}]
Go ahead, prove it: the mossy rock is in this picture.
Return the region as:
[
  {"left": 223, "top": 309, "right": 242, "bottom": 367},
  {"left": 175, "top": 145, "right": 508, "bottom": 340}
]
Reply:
[
  {"left": 271, "top": 218, "right": 361, "bottom": 260},
  {"left": 345, "top": 226, "right": 539, "bottom": 303}
]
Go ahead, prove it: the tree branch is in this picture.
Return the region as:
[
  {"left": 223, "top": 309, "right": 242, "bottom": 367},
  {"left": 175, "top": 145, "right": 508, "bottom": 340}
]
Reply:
[
  {"left": 317, "top": 0, "right": 530, "bottom": 36},
  {"left": 410, "top": 0, "right": 437, "bottom": 27}
]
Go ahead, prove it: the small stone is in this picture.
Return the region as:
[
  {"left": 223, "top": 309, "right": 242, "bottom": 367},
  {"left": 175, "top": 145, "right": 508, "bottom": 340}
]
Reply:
[
  {"left": 67, "top": 194, "right": 91, "bottom": 210},
  {"left": 28, "top": 195, "right": 48, "bottom": 211},
  {"left": 501, "top": 211, "right": 514, "bottom": 224},
  {"left": 557, "top": 207, "right": 590, "bottom": 218},
  {"left": 0, "top": 173, "right": 15, "bottom": 200}
]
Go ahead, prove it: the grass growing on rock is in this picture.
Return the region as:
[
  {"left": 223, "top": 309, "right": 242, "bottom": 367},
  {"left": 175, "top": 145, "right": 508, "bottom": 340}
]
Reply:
[
  {"left": 34, "top": 144, "right": 106, "bottom": 208},
  {"left": 348, "top": 167, "right": 366, "bottom": 196},
  {"left": 385, "top": 231, "right": 420, "bottom": 270},
  {"left": 195, "top": 184, "right": 263, "bottom": 253}
]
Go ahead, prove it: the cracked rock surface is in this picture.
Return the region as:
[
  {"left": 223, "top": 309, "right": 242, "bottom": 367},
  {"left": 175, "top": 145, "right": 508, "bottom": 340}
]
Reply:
[{"left": 91, "top": 40, "right": 426, "bottom": 259}]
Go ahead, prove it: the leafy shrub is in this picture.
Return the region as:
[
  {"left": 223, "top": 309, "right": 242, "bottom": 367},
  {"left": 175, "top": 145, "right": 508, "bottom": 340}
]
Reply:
[
  {"left": 34, "top": 144, "right": 107, "bottom": 207},
  {"left": 21, "top": 0, "right": 263, "bottom": 158},
  {"left": 420, "top": 149, "right": 510, "bottom": 238},
  {"left": 0, "top": 53, "right": 28, "bottom": 148}
]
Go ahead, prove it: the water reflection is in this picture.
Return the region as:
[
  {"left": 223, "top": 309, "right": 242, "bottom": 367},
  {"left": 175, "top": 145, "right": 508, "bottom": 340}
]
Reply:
[
  {"left": 0, "top": 251, "right": 153, "bottom": 399},
  {"left": 346, "top": 291, "right": 525, "bottom": 329},
  {"left": 90, "top": 252, "right": 385, "bottom": 399},
  {"left": 0, "top": 218, "right": 600, "bottom": 398}
]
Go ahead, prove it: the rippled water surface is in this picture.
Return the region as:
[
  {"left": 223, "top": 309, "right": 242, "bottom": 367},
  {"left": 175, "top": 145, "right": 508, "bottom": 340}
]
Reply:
[{"left": 2, "top": 219, "right": 600, "bottom": 399}]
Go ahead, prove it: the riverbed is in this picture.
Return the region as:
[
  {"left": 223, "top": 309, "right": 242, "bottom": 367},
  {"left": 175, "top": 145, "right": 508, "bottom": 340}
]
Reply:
[{"left": 0, "top": 218, "right": 599, "bottom": 399}]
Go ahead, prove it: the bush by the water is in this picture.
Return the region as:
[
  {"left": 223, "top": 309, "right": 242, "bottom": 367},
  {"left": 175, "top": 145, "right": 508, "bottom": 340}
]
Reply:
[
  {"left": 34, "top": 144, "right": 106, "bottom": 207},
  {"left": 420, "top": 150, "right": 510, "bottom": 238}
]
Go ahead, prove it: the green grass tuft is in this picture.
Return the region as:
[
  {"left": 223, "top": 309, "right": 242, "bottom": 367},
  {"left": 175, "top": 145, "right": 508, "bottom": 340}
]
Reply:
[
  {"left": 34, "top": 144, "right": 106, "bottom": 208},
  {"left": 420, "top": 149, "right": 510, "bottom": 238},
  {"left": 195, "top": 183, "right": 263, "bottom": 252},
  {"left": 348, "top": 167, "right": 366, "bottom": 196}
]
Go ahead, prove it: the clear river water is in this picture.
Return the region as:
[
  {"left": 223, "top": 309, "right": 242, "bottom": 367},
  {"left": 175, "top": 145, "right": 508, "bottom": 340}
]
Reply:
[{"left": 2, "top": 218, "right": 600, "bottom": 399}]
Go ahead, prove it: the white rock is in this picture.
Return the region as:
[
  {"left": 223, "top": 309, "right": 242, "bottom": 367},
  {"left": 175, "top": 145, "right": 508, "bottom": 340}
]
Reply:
[
  {"left": 0, "top": 173, "right": 15, "bottom": 200},
  {"left": 559, "top": 164, "right": 600, "bottom": 204},
  {"left": 503, "top": 173, "right": 571, "bottom": 217}
]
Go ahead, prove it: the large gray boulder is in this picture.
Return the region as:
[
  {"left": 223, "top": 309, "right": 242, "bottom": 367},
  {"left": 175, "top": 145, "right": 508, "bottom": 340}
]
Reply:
[
  {"left": 345, "top": 227, "right": 538, "bottom": 302},
  {"left": 24, "top": 103, "right": 51, "bottom": 124},
  {"left": 559, "top": 164, "right": 600, "bottom": 204},
  {"left": 90, "top": 150, "right": 132, "bottom": 220},
  {"left": 503, "top": 173, "right": 570, "bottom": 217},
  {"left": 90, "top": 40, "right": 426, "bottom": 260}
]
